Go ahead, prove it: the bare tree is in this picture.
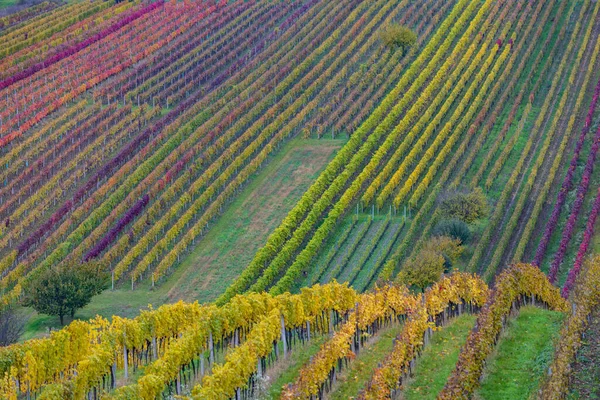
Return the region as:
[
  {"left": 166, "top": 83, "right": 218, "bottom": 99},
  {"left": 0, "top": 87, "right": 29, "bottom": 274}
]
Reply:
[{"left": 0, "top": 308, "right": 25, "bottom": 346}]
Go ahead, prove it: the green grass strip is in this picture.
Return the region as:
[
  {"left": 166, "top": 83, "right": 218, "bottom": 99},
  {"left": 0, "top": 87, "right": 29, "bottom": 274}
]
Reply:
[
  {"left": 329, "top": 325, "right": 399, "bottom": 399},
  {"left": 403, "top": 314, "right": 476, "bottom": 400},
  {"left": 265, "top": 335, "right": 328, "bottom": 399},
  {"left": 476, "top": 306, "right": 565, "bottom": 399}
]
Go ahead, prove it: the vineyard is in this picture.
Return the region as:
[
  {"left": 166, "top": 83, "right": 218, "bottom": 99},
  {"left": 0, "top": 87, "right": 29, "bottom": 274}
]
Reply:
[{"left": 1, "top": 0, "right": 600, "bottom": 398}]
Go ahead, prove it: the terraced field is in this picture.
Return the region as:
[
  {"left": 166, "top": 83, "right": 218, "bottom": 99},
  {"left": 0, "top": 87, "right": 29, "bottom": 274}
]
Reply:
[{"left": 2, "top": 0, "right": 600, "bottom": 399}]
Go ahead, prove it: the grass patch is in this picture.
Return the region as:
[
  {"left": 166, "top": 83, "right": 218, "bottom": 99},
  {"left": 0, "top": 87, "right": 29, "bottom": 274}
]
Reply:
[
  {"left": 261, "top": 335, "right": 327, "bottom": 399},
  {"left": 328, "top": 324, "right": 399, "bottom": 399},
  {"left": 165, "top": 137, "right": 344, "bottom": 303},
  {"left": 402, "top": 313, "right": 476, "bottom": 400},
  {"left": 475, "top": 306, "right": 565, "bottom": 400},
  {"left": 0, "top": 0, "right": 17, "bottom": 8}
]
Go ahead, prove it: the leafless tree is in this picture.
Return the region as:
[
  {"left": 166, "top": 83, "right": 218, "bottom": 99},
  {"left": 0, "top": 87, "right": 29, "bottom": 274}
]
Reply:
[{"left": 0, "top": 308, "right": 25, "bottom": 346}]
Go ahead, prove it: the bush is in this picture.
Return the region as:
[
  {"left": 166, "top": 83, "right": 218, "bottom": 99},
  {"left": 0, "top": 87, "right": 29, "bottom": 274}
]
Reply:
[
  {"left": 432, "top": 219, "right": 471, "bottom": 243},
  {"left": 380, "top": 24, "right": 417, "bottom": 52},
  {"left": 397, "top": 250, "right": 445, "bottom": 292},
  {"left": 398, "top": 236, "right": 464, "bottom": 291},
  {"left": 439, "top": 187, "right": 488, "bottom": 223},
  {"left": 424, "top": 236, "right": 464, "bottom": 263}
]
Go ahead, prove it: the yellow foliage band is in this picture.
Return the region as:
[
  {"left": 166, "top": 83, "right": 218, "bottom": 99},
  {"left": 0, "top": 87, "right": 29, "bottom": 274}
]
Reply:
[
  {"left": 358, "top": 273, "right": 488, "bottom": 399},
  {"left": 284, "top": 272, "right": 488, "bottom": 399},
  {"left": 105, "top": 282, "right": 357, "bottom": 400}
]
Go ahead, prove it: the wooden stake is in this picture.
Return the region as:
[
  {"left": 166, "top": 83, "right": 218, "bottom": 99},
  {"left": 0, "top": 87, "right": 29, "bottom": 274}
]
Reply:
[
  {"left": 280, "top": 314, "right": 288, "bottom": 356},
  {"left": 123, "top": 345, "right": 128, "bottom": 380}
]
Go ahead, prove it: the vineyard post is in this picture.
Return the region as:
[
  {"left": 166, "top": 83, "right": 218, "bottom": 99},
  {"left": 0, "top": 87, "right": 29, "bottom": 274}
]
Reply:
[
  {"left": 209, "top": 331, "right": 215, "bottom": 365},
  {"left": 329, "top": 310, "right": 334, "bottom": 336},
  {"left": 354, "top": 302, "right": 359, "bottom": 355},
  {"left": 123, "top": 344, "right": 128, "bottom": 380},
  {"left": 111, "top": 271, "right": 114, "bottom": 291},
  {"left": 152, "top": 336, "right": 158, "bottom": 360},
  {"left": 257, "top": 358, "right": 262, "bottom": 378},
  {"left": 306, "top": 320, "right": 311, "bottom": 340},
  {"left": 111, "top": 360, "right": 117, "bottom": 389},
  {"left": 280, "top": 314, "right": 288, "bottom": 356}
]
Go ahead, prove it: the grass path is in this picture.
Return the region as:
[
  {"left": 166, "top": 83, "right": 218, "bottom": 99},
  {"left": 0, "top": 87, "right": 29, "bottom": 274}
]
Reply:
[
  {"left": 328, "top": 324, "right": 399, "bottom": 400},
  {"left": 263, "top": 335, "right": 327, "bottom": 399},
  {"left": 475, "top": 306, "right": 565, "bottom": 399},
  {"left": 353, "top": 219, "right": 401, "bottom": 291},
  {"left": 402, "top": 314, "right": 476, "bottom": 400},
  {"left": 166, "top": 137, "right": 344, "bottom": 303}
]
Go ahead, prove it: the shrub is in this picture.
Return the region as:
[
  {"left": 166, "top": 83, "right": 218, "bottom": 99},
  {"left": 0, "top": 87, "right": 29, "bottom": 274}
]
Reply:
[
  {"left": 432, "top": 218, "right": 471, "bottom": 243},
  {"left": 397, "top": 250, "right": 445, "bottom": 292},
  {"left": 439, "top": 187, "right": 488, "bottom": 223},
  {"left": 424, "top": 236, "right": 464, "bottom": 262},
  {"left": 398, "top": 236, "right": 464, "bottom": 291}
]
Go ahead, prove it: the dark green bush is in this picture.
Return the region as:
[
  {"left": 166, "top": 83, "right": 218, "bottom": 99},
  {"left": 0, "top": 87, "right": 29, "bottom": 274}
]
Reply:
[{"left": 433, "top": 219, "right": 471, "bottom": 244}]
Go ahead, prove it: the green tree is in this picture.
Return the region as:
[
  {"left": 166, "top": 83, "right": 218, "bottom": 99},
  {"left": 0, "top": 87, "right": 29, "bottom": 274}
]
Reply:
[
  {"left": 380, "top": 24, "right": 417, "bottom": 52},
  {"left": 397, "top": 250, "right": 445, "bottom": 292},
  {"left": 397, "top": 236, "right": 464, "bottom": 291},
  {"left": 22, "top": 261, "right": 108, "bottom": 325},
  {"left": 439, "top": 187, "right": 488, "bottom": 223}
]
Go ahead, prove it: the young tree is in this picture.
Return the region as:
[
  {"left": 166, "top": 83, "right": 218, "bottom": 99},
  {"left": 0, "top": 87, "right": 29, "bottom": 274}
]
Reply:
[
  {"left": 439, "top": 187, "right": 488, "bottom": 223},
  {"left": 380, "top": 24, "right": 417, "bottom": 52},
  {"left": 21, "top": 261, "right": 108, "bottom": 325},
  {"left": 397, "top": 250, "right": 445, "bottom": 292},
  {"left": 397, "top": 236, "right": 464, "bottom": 291},
  {"left": 0, "top": 308, "right": 25, "bottom": 345}
]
